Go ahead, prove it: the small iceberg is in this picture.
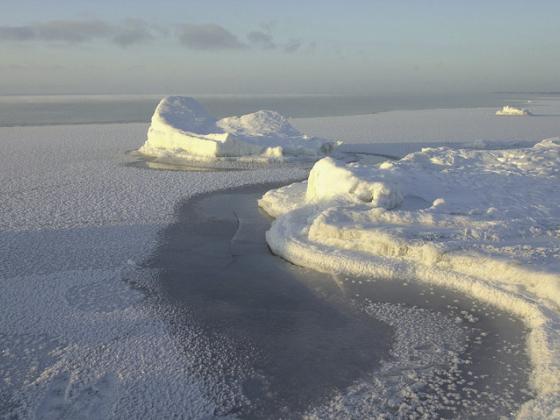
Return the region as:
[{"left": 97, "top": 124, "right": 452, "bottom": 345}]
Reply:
[
  {"left": 496, "top": 105, "right": 530, "bottom": 116},
  {"left": 138, "top": 96, "right": 340, "bottom": 161}
]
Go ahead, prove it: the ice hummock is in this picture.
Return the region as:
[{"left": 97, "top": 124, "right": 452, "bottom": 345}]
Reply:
[
  {"left": 496, "top": 105, "right": 530, "bottom": 116},
  {"left": 138, "top": 96, "right": 339, "bottom": 161},
  {"left": 259, "top": 138, "right": 560, "bottom": 418}
]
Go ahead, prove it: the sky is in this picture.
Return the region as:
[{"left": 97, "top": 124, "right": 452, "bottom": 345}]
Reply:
[{"left": 0, "top": 0, "right": 559, "bottom": 95}]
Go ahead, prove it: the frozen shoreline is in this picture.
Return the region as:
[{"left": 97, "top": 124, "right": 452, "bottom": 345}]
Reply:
[
  {"left": 259, "top": 140, "right": 560, "bottom": 418},
  {"left": 0, "top": 92, "right": 527, "bottom": 127},
  {"left": 0, "top": 122, "right": 308, "bottom": 418},
  {"left": 150, "top": 184, "right": 532, "bottom": 417},
  {"left": 292, "top": 101, "right": 560, "bottom": 157},
  {"left": 1, "top": 97, "right": 559, "bottom": 418}
]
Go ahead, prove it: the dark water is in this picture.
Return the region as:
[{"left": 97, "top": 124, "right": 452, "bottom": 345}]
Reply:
[
  {"left": 143, "top": 183, "right": 534, "bottom": 418},
  {"left": 0, "top": 93, "right": 533, "bottom": 127},
  {"left": 147, "top": 184, "right": 392, "bottom": 417},
  {"left": 124, "top": 150, "right": 318, "bottom": 173}
]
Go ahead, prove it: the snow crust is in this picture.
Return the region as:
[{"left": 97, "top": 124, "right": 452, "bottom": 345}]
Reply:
[
  {"left": 259, "top": 139, "right": 560, "bottom": 418},
  {"left": 497, "top": 105, "right": 530, "bottom": 116},
  {"left": 138, "top": 96, "right": 338, "bottom": 161},
  {"left": 0, "top": 123, "right": 308, "bottom": 418},
  {"left": 292, "top": 100, "right": 560, "bottom": 157},
  {"left": 307, "top": 302, "right": 467, "bottom": 418},
  {"left": 0, "top": 124, "right": 307, "bottom": 232},
  {"left": 3, "top": 97, "right": 559, "bottom": 418}
]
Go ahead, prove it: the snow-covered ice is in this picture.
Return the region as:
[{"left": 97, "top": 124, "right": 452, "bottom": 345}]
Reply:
[
  {"left": 260, "top": 138, "right": 560, "bottom": 418},
  {"left": 497, "top": 105, "right": 531, "bottom": 116},
  {"left": 306, "top": 301, "right": 467, "bottom": 418},
  {"left": 2, "top": 95, "right": 560, "bottom": 418},
  {"left": 138, "top": 96, "right": 339, "bottom": 161},
  {"left": 156, "top": 185, "right": 533, "bottom": 417},
  {"left": 0, "top": 122, "right": 308, "bottom": 418},
  {"left": 292, "top": 97, "right": 560, "bottom": 156}
]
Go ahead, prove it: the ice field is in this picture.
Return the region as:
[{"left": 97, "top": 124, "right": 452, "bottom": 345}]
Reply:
[{"left": 1, "top": 96, "right": 559, "bottom": 418}]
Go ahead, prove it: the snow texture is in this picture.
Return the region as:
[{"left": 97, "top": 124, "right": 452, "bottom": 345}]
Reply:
[
  {"left": 260, "top": 139, "right": 560, "bottom": 419},
  {"left": 139, "top": 96, "right": 339, "bottom": 161},
  {"left": 0, "top": 122, "right": 307, "bottom": 418},
  {"left": 307, "top": 302, "right": 466, "bottom": 418},
  {"left": 292, "top": 98, "right": 560, "bottom": 157},
  {"left": 2, "top": 96, "right": 560, "bottom": 418}
]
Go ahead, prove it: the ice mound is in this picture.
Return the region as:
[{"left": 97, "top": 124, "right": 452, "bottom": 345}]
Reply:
[
  {"left": 306, "top": 157, "right": 403, "bottom": 209},
  {"left": 259, "top": 138, "right": 560, "bottom": 418},
  {"left": 151, "top": 96, "right": 218, "bottom": 134},
  {"left": 496, "top": 105, "right": 530, "bottom": 116},
  {"left": 138, "top": 96, "right": 339, "bottom": 161},
  {"left": 217, "top": 110, "right": 301, "bottom": 138}
]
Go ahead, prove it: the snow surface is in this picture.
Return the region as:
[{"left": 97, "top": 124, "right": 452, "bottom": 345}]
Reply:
[
  {"left": 0, "top": 123, "right": 309, "bottom": 231},
  {"left": 307, "top": 302, "right": 467, "bottom": 418},
  {"left": 138, "top": 96, "right": 338, "bottom": 161},
  {"left": 259, "top": 139, "right": 560, "bottom": 418},
  {"left": 2, "top": 96, "right": 560, "bottom": 418},
  {"left": 0, "top": 122, "right": 308, "bottom": 418},
  {"left": 292, "top": 97, "right": 560, "bottom": 157},
  {"left": 497, "top": 105, "right": 530, "bottom": 116}
]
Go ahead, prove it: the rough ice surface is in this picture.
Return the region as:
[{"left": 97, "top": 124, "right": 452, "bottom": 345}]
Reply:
[
  {"left": 138, "top": 96, "right": 338, "bottom": 161},
  {"left": 260, "top": 138, "right": 560, "bottom": 418},
  {"left": 0, "top": 122, "right": 307, "bottom": 418},
  {"left": 496, "top": 105, "right": 530, "bottom": 116},
  {"left": 0, "top": 124, "right": 307, "bottom": 231},
  {"left": 307, "top": 302, "right": 466, "bottom": 418},
  {"left": 2, "top": 96, "right": 560, "bottom": 418}
]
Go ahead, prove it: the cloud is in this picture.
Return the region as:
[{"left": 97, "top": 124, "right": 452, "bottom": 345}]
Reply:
[
  {"left": 112, "top": 19, "right": 155, "bottom": 47},
  {"left": 177, "top": 23, "right": 245, "bottom": 50},
  {"left": 0, "top": 19, "right": 155, "bottom": 47},
  {"left": 0, "top": 19, "right": 311, "bottom": 53},
  {"left": 247, "top": 30, "right": 276, "bottom": 49},
  {"left": 35, "top": 20, "right": 112, "bottom": 43},
  {"left": 0, "top": 20, "right": 112, "bottom": 43}
]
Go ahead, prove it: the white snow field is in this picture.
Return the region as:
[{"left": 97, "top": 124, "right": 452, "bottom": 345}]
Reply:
[
  {"left": 1, "top": 96, "right": 559, "bottom": 418},
  {"left": 496, "top": 105, "right": 530, "bottom": 116},
  {"left": 260, "top": 138, "right": 560, "bottom": 418},
  {"left": 0, "top": 123, "right": 308, "bottom": 418},
  {"left": 138, "top": 96, "right": 338, "bottom": 161},
  {"left": 292, "top": 95, "right": 560, "bottom": 157}
]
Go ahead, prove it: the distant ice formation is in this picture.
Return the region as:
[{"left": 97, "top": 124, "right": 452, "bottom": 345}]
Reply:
[
  {"left": 259, "top": 138, "right": 560, "bottom": 419},
  {"left": 496, "top": 105, "right": 530, "bottom": 116},
  {"left": 138, "top": 96, "right": 339, "bottom": 161}
]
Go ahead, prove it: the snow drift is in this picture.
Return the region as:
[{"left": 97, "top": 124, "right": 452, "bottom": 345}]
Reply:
[
  {"left": 259, "top": 138, "right": 560, "bottom": 419},
  {"left": 496, "top": 105, "right": 530, "bottom": 116},
  {"left": 138, "top": 96, "right": 339, "bottom": 161}
]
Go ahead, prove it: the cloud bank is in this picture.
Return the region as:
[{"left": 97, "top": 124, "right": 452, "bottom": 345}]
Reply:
[
  {"left": 247, "top": 30, "right": 276, "bottom": 49},
  {"left": 0, "top": 20, "right": 112, "bottom": 43},
  {"left": 0, "top": 19, "right": 158, "bottom": 47},
  {"left": 0, "top": 19, "right": 309, "bottom": 53},
  {"left": 177, "top": 23, "right": 245, "bottom": 50}
]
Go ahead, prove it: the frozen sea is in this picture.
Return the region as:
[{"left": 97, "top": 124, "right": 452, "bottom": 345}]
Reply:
[
  {"left": 1, "top": 95, "right": 559, "bottom": 418},
  {"left": 0, "top": 92, "right": 545, "bottom": 126}
]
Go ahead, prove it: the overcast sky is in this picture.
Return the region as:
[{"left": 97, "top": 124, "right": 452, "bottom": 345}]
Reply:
[{"left": 1, "top": 0, "right": 559, "bottom": 95}]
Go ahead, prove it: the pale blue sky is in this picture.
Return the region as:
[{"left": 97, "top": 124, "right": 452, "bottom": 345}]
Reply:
[{"left": 1, "top": 0, "right": 559, "bottom": 94}]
